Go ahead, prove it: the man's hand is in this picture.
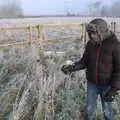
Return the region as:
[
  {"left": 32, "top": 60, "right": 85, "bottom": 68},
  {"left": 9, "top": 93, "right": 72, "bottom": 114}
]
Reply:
[
  {"left": 102, "top": 87, "right": 118, "bottom": 102},
  {"left": 61, "top": 60, "right": 75, "bottom": 75},
  {"left": 61, "top": 64, "right": 74, "bottom": 75}
]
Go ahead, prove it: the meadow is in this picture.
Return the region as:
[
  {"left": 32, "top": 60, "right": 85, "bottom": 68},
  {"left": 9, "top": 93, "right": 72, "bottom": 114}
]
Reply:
[{"left": 0, "top": 17, "right": 120, "bottom": 120}]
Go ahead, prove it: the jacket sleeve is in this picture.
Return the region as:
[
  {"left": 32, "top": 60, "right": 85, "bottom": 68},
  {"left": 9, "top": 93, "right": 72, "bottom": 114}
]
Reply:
[
  {"left": 72, "top": 41, "right": 89, "bottom": 71},
  {"left": 111, "top": 41, "right": 120, "bottom": 90}
]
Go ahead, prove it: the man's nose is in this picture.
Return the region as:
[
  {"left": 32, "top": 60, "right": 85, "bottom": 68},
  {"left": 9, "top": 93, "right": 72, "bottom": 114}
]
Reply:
[{"left": 91, "top": 34, "right": 97, "bottom": 38}]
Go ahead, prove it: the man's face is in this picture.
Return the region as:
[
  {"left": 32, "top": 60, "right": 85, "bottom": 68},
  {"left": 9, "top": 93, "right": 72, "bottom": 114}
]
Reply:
[
  {"left": 86, "top": 23, "right": 103, "bottom": 44},
  {"left": 88, "top": 31, "right": 101, "bottom": 43}
]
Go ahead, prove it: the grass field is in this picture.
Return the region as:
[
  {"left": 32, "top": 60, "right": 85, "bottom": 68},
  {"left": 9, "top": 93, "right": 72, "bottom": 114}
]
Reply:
[
  {"left": 0, "top": 17, "right": 120, "bottom": 26},
  {"left": 0, "top": 17, "right": 120, "bottom": 47},
  {"left": 0, "top": 17, "right": 120, "bottom": 120}
]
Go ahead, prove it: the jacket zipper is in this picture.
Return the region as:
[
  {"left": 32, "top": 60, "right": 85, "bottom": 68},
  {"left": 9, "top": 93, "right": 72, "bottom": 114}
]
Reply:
[
  {"left": 105, "top": 54, "right": 110, "bottom": 81},
  {"left": 96, "top": 47, "right": 100, "bottom": 83}
]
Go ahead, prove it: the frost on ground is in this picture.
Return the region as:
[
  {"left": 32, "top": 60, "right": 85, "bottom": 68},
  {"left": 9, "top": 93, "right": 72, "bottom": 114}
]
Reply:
[
  {"left": 0, "top": 39, "right": 86, "bottom": 120},
  {"left": 0, "top": 38, "right": 119, "bottom": 120},
  {"left": 0, "top": 17, "right": 120, "bottom": 120},
  {"left": 0, "top": 17, "right": 120, "bottom": 45}
]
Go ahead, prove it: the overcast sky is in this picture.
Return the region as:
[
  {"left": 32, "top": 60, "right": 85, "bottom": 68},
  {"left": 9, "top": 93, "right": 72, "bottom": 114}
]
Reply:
[{"left": 21, "top": 0, "right": 113, "bottom": 15}]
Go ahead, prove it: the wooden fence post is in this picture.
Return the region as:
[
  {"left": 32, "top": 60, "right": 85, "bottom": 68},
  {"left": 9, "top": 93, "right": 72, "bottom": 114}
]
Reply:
[
  {"left": 37, "top": 25, "right": 44, "bottom": 52},
  {"left": 84, "top": 23, "right": 87, "bottom": 47},
  {"left": 28, "top": 25, "right": 32, "bottom": 46},
  {"left": 37, "top": 24, "right": 41, "bottom": 39},
  {"left": 81, "top": 23, "right": 84, "bottom": 40},
  {"left": 113, "top": 22, "right": 116, "bottom": 33}
]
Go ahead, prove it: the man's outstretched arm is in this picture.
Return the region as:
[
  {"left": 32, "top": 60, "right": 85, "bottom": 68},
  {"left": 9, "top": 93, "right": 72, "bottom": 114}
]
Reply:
[{"left": 61, "top": 41, "right": 90, "bottom": 74}]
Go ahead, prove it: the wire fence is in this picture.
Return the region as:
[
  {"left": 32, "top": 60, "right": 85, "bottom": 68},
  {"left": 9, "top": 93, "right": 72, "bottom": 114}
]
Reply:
[{"left": 0, "top": 21, "right": 119, "bottom": 50}]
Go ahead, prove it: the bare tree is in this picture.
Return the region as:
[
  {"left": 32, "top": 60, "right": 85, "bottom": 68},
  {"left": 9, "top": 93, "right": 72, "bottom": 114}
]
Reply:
[
  {"left": 100, "top": 5, "right": 110, "bottom": 17},
  {"left": 110, "top": 1, "right": 120, "bottom": 17},
  {"left": 0, "top": 0, "right": 23, "bottom": 18},
  {"left": 87, "top": 1, "right": 103, "bottom": 16},
  {"left": 64, "top": 0, "right": 76, "bottom": 16},
  {"left": 87, "top": 0, "right": 120, "bottom": 17}
]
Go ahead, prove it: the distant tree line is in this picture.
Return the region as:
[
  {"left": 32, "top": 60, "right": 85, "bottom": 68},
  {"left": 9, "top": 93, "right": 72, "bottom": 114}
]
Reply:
[
  {"left": 88, "top": 0, "right": 120, "bottom": 17},
  {"left": 0, "top": 0, "right": 120, "bottom": 18},
  {"left": 65, "top": 0, "right": 120, "bottom": 17},
  {"left": 0, "top": 0, "right": 23, "bottom": 18}
]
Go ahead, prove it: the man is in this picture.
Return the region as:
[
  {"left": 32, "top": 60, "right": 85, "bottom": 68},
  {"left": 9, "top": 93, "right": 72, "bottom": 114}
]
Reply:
[{"left": 61, "top": 18, "right": 120, "bottom": 120}]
